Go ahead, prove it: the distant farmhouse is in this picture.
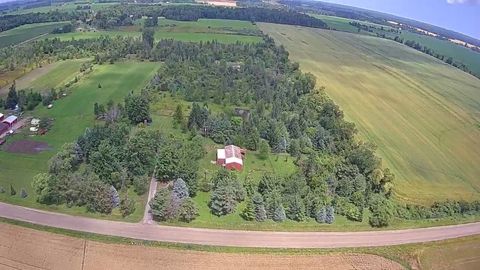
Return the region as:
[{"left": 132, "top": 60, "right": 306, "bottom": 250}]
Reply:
[{"left": 216, "top": 145, "right": 246, "bottom": 171}]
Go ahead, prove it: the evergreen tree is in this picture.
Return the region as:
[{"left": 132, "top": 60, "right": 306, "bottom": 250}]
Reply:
[
  {"left": 316, "top": 207, "right": 326, "bottom": 223},
  {"left": 20, "top": 188, "right": 28, "bottom": 198},
  {"left": 273, "top": 204, "right": 286, "bottom": 222},
  {"left": 173, "top": 104, "right": 185, "bottom": 128},
  {"left": 10, "top": 185, "right": 16, "bottom": 196},
  {"left": 178, "top": 197, "right": 199, "bottom": 222},
  {"left": 120, "top": 196, "right": 136, "bottom": 217},
  {"left": 150, "top": 188, "right": 170, "bottom": 221},
  {"left": 252, "top": 193, "right": 267, "bottom": 222},
  {"left": 5, "top": 82, "right": 18, "bottom": 109},
  {"left": 172, "top": 178, "right": 189, "bottom": 200},
  {"left": 209, "top": 185, "right": 237, "bottom": 216},
  {"left": 110, "top": 186, "right": 120, "bottom": 207},
  {"left": 258, "top": 139, "right": 270, "bottom": 160},
  {"left": 325, "top": 206, "right": 335, "bottom": 224},
  {"left": 286, "top": 196, "right": 306, "bottom": 221},
  {"left": 124, "top": 93, "right": 150, "bottom": 124},
  {"left": 241, "top": 198, "right": 256, "bottom": 221}
]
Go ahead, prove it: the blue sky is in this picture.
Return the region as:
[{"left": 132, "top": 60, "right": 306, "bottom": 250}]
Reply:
[{"left": 320, "top": 0, "right": 480, "bottom": 39}]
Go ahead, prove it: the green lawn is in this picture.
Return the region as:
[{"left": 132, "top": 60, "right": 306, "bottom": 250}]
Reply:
[
  {"left": 0, "top": 61, "right": 158, "bottom": 221},
  {"left": 22, "top": 59, "right": 89, "bottom": 91},
  {"left": 260, "top": 23, "right": 480, "bottom": 205},
  {"left": 0, "top": 21, "right": 70, "bottom": 48}
]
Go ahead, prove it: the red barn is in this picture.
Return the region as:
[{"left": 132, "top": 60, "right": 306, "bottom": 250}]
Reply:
[
  {"left": 216, "top": 145, "right": 245, "bottom": 171},
  {"left": 2, "top": 115, "right": 17, "bottom": 127},
  {"left": 0, "top": 122, "right": 8, "bottom": 136}
]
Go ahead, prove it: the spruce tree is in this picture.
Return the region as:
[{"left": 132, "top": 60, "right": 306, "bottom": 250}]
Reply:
[
  {"left": 10, "top": 185, "right": 16, "bottom": 196},
  {"left": 273, "top": 204, "right": 286, "bottom": 222},
  {"left": 325, "top": 206, "right": 335, "bottom": 224},
  {"left": 20, "top": 188, "right": 28, "bottom": 198},
  {"left": 286, "top": 196, "right": 306, "bottom": 221},
  {"left": 241, "top": 198, "right": 256, "bottom": 221},
  {"left": 315, "top": 207, "right": 326, "bottom": 223},
  {"left": 209, "top": 185, "right": 237, "bottom": 216},
  {"left": 252, "top": 193, "right": 267, "bottom": 222}
]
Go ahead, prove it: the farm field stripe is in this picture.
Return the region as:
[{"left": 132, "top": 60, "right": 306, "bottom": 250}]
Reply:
[{"left": 0, "top": 202, "right": 479, "bottom": 248}]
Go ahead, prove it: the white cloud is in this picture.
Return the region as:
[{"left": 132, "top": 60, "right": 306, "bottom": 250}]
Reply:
[{"left": 447, "top": 0, "right": 480, "bottom": 4}]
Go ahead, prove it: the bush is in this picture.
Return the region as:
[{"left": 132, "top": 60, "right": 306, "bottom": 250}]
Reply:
[
  {"left": 344, "top": 203, "right": 363, "bottom": 222},
  {"left": 0, "top": 186, "right": 5, "bottom": 193},
  {"left": 369, "top": 194, "right": 395, "bottom": 227},
  {"left": 133, "top": 175, "right": 149, "bottom": 195},
  {"left": 120, "top": 197, "right": 136, "bottom": 217}
]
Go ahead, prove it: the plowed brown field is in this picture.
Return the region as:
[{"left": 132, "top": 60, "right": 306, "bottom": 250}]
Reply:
[{"left": 0, "top": 223, "right": 404, "bottom": 270}]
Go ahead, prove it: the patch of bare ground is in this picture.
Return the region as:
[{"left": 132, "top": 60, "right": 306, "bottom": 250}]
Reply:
[
  {"left": 0, "top": 62, "right": 57, "bottom": 96},
  {"left": 0, "top": 223, "right": 404, "bottom": 270},
  {"left": 3, "top": 140, "right": 50, "bottom": 154}
]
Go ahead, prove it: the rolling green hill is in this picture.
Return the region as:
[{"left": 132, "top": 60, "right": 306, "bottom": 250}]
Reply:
[{"left": 260, "top": 23, "right": 480, "bottom": 204}]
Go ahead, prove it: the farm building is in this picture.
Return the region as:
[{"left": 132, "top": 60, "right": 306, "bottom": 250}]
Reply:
[
  {"left": 2, "top": 115, "right": 17, "bottom": 127},
  {"left": 0, "top": 122, "right": 9, "bottom": 135},
  {"left": 216, "top": 145, "right": 246, "bottom": 171},
  {"left": 0, "top": 113, "right": 4, "bottom": 121}
]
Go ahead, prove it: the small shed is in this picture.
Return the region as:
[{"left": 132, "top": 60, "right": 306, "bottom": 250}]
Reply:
[
  {"left": 2, "top": 115, "right": 17, "bottom": 127},
  {"left": 216, "top": 145, "right": 246, "bottom": 171}
]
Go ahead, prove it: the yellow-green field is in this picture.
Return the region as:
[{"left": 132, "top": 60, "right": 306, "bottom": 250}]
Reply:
[{"left": 259, "top": 23, "right": 480, "bottom": 204}]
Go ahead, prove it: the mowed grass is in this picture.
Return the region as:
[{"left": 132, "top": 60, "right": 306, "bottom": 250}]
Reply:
[
  {"left": 10, "top": 58, "right": 89, "bottom": 92},
  {"left": 0, "top": 61, "right": 158, "bottom": 221},
  {"left": 259, "top": 23, "right": 480, "bottom": 204},
  {"left": 0, "top": 21, "right": 69, "bottom": 48},
  {"left": 44, "top": 19, "right": 263, "bottom": 44}
]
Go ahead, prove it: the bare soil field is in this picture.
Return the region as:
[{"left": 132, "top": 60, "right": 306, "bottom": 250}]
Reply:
[
  {"left": 0, "top": 222, "right": 404, "bottom": 270},
  {"left": 3, "top": 140, "right": 50, "bottom": 154}
]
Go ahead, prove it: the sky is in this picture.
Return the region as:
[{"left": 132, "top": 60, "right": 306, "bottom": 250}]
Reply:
[{"left": 319, "top": 0, "right": 480, "bottom": 39}]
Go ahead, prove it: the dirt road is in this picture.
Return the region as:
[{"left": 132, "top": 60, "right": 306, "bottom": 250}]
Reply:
[
  {"left": 0, "top": 223, "right": 404, "bottom": 270},
  {"left": 142, "top": 177, "right": 158, "bottom": 224},
  {"left": 1, "top": 202, "right": 479, "bottom": 248}
]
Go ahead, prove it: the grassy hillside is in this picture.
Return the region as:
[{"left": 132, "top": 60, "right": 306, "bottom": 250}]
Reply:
[
  {"left": 0, "top": 61, "right": 158, "bottom": 221},
  {"left": 259, "top": 23, "right": 480, "bottom": 204},
  {"left": 0, "top": 21, "right": 69, "bottom": 48},
  {"left": 43, "top": 19, "right": 263, "bottom": 44},
  {"left": 6, "top": 2, "right": 116, "bottom": 15}
]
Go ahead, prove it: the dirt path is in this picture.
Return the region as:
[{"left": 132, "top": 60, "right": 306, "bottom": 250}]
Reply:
[
  {"left": 1, "top": 202, "right": 480, "bottom": 248},
  {"left": 0, "top": 222, "right": 404, "bottom": 270},
  {"left": 142, "top": 177, "right": 158, "bottom": 224}
]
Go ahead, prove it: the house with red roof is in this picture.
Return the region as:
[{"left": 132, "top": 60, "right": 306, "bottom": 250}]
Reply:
[{"left": 216, "top": 145, "right": 246, "bottom": 171}]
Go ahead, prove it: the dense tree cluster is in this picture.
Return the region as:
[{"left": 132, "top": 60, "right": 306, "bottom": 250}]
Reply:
[{"left": 144, "top": 38, "right": 395, "bottom": 225}]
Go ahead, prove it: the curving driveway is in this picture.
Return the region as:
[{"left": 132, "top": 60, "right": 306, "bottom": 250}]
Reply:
[{"left": 1, "top": 202, "right": 480, "bottom": 248}]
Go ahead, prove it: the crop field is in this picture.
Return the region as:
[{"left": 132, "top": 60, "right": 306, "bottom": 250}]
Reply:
[
  {"left": 44, "top": 19, "right": 263, "bottom": 44},
  {"left": 6, "top": 2, "right": 116, "bottom": 15},
  {"left": 310, "top": 14, "right": 480, "bottom": 77},
  {"left": 0, "top": 61, "right": 158, "bottom": 220},
  {"left": 260, "top": 23, "right": 480, "bottom": 204},
  {"left": 0, "top": 21, "right": 69, "bottom": 48},
  {"left": 0, "top": 222, "right": 405, "bottom": 270}
]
